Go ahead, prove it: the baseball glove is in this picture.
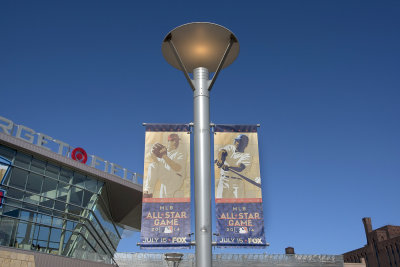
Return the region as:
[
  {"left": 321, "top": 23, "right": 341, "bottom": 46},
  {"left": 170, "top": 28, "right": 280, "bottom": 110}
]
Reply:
[{"left": 151, "top": 143, "right": 167, "bottom": 158}]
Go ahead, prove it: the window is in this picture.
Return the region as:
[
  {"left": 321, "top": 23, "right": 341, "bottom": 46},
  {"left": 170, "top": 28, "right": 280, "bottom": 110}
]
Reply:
[
  {"left": 8, "top": 168, "right": 28, "bottom": 189},
  {"left": 26, "top": 173, "right": 43, "bottom": 193},
  {"left": 30, "top": 159, "right": 45, "bottom": 174}
]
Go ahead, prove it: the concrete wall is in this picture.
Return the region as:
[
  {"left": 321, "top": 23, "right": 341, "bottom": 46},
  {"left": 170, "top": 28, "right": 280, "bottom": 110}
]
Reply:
[
  {"left": 0, "top": 249, "right": 35, "bottom": 267},
  {"left": 344, "top": 258, "right": 366, "bottom": 267},
  {"left": 0, "top": 246, "right": 115, "bottom": 267}
]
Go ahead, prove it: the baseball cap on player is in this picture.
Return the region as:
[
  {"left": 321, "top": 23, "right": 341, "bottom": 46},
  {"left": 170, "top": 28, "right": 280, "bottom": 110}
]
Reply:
[
  {"left": 234, "top": 134, "right": 249, "bottom": 152},
  {"left": 168, "top": 134, "right": 180, "bottom": 141},
  {"left": 168, "top": 134, "right": 180, "bottom": 147}
]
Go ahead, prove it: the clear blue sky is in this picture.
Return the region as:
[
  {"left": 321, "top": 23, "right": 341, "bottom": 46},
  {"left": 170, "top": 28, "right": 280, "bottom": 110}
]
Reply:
[{"left": 1, "top": 0, "right": 399, "bottom": 256}]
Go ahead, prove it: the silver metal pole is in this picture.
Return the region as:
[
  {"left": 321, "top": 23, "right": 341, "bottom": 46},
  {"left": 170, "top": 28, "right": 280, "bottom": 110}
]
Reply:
[{"left": 193, "top": 67, "right": 212, "bottom": 267}]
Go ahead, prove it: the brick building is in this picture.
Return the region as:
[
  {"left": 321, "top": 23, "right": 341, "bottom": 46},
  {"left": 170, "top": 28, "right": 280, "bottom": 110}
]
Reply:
[{"left": 343, "top": 217, "right": 400, "bottom": 267}]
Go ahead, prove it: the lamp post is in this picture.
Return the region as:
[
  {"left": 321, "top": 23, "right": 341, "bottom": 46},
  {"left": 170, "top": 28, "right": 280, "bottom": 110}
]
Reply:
[
  {"left": 164, "top": 253, "right": 184, "bottom": 267},
  {"left": 162, "top": 22, "right": 239, "bottom": 267}
]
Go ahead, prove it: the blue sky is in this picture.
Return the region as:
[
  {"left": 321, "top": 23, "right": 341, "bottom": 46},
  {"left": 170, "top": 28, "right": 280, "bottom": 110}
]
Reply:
[{"left": 1, "top": 0, "right": 399, "bottom": 256}]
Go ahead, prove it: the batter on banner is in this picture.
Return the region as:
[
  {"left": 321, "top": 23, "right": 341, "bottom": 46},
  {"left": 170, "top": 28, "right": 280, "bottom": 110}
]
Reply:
[
  {"left": 215, "top": 132, "right": 262, "bottom": 200},
  {"left": 215, "top": 134, "right": 254, "bottom": 199},
  {"left": 214, "top": 124, "right": 266, "bottom": 247}
]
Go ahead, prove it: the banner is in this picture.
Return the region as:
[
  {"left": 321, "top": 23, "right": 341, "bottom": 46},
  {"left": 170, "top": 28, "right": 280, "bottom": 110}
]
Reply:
[
  {"left": 214, "top": 125, "right": 266, "bottom": 247},
  {"left": 0, "top": 157, "right": 12, "bottom": 207},
  {"left": 140, "top": 124, "right": 191, "bottom": 248}
]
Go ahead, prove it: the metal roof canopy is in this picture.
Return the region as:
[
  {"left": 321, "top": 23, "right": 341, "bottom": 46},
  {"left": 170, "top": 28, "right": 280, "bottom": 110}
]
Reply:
[
  {"left": 0, "top": 132, "right": 142, "bottom": 230},
  {"left": 162, "top": 22, "right": 239, "bottom": 74}
]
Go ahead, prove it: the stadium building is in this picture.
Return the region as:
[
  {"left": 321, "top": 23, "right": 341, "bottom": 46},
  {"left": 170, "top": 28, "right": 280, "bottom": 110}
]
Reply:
[{"left": 0, "top": 116, "right": 142, "bottom": 266}]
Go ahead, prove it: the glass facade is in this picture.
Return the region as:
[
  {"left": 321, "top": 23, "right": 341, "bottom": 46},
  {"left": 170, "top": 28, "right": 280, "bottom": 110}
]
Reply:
[{"left": 0, "top": 144, "right": 123, "bottom": 264}]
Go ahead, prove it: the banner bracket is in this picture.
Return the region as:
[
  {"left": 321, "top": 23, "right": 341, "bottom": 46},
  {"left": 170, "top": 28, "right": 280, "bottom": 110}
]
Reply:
[
  {"left": 142, "top": 122, "right": 193, "bottom": 129},
  {"left": 187, "top": 241, "right": 219, "bottom": 247},
  {"left": 188, "top": 122, "right": 194, "bottom": 134}
]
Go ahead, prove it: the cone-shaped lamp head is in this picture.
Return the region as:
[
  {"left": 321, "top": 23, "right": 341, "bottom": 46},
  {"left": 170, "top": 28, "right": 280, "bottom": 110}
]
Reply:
[{"left": 162, "top": 22, "right": 239, "bottom": 73}]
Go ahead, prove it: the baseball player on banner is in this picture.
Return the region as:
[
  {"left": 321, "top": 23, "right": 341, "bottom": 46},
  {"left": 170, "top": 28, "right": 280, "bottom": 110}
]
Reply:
[
  {"left": 143, "top": 133, "right": 188, "bottom": 198},
  {"left": 213, "top": 125, "right": 266, "bottom": 248},
  {"left": 140, "top": 124, "right": 191, "bottom": 249},
  {"left": 215, "top": 134, "right": 252, "bottom": 199},
  {"left": 214, "top": 128, "right": 262, "bottom": 200}
]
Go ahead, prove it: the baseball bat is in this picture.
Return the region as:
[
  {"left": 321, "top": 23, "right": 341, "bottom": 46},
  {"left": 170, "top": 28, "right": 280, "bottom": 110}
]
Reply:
[{"left": 227, "top": 168, "right": 262, "bottom": 188}]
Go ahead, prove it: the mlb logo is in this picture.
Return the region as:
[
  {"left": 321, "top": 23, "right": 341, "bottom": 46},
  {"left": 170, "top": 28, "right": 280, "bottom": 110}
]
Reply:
[
  {"left": 235, "top": 227, "right": 248, "bottom": 234},
  {"left": 163, "top": 226, "right": 173, "bottom": 233}
]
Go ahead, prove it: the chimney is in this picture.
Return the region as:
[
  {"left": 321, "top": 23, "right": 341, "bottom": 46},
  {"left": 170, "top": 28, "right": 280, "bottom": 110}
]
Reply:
[
  {"left": 285, "top": 247, "right": 295, "bottom": 255},
  {"left": 363, "top": 217, "right": 372, "bottom": 233},
  {"left": 362, "top": 217, "right": 373, "bottom": 245}
]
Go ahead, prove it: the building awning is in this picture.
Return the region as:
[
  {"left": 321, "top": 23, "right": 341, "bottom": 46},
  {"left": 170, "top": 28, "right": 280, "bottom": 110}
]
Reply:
[{"left": 0, "top": 132, "right": 142, "bottom": 230}]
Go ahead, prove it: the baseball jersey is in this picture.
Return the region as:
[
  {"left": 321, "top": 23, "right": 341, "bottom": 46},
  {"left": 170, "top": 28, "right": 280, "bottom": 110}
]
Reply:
[
  {"left": 220, "top": 144, "right": 251, "bottom": 177},
  {"left": 144, "top": 149, "right": 185, "bottom": 198}
]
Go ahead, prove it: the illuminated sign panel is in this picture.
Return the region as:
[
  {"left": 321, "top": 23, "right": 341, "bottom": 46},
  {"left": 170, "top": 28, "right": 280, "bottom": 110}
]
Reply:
[{"left": 0, "top": 116, "right": 139, "bottom": 184}]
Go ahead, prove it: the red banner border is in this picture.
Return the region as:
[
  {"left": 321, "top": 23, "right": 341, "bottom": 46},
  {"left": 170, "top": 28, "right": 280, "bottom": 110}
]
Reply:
[
  {"left": 143, "top": 197, "right": 191, "bottom": 203},
  {"left": 215, "top": 198, "right": 262, "bottom": 203}
]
